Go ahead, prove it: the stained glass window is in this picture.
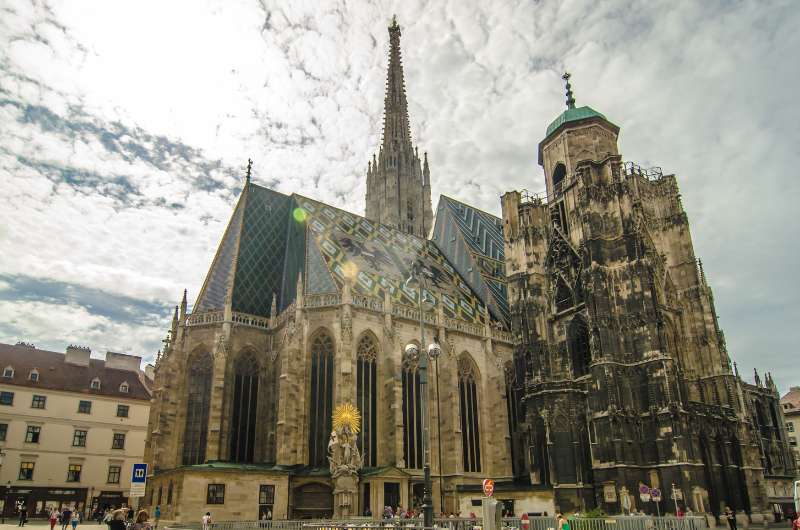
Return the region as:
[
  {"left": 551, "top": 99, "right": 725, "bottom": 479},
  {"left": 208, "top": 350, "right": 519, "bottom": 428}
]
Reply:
[
  {"left": 308, "top": 332, "right": 334, "bottom": 467},
  {"left": 402, "top": 351, "right": 423, "bottom": 469},
  {"left": 182, "top": 351, "right": 213, "bottom": 465},
  {"left": 357, "top": 334, "right": 378, "bottom": 467},
  {"left": 230, "top": 352, "right": 260, "bottom": 463},
  {"left": 459, "top": 355, "right": 481, "bottom": 472}
]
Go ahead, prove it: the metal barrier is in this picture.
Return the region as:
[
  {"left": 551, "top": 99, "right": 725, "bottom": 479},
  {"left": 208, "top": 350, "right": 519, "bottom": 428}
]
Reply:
[{"left": 166, "top": 516, "right": 706, "bottom": 530}]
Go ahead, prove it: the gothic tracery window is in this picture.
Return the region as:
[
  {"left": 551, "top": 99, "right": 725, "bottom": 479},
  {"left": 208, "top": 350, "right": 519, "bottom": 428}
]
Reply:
[
  {"left": 459, "top": 355, "right": 481, "bottom": 472},
  {"left": 568, "top": 317, "right": 591, "bottom": 378},
  {"left": 357, "top": 334, "right": 378, "bottom": 467},
  {"left": 402, "top": 350, "right": 423, "bottom": 469},
  {"left": 230, "top": 351, "right": 260, "bottom": 463},
  {"left": 182, "top": 351, "right": 213, "bottom": 465},
  {"left": 309, "top": 332, "right": 334, "bottom": 467}
]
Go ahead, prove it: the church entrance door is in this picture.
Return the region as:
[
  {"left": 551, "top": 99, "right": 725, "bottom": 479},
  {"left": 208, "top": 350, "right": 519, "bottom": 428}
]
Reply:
[
  {"left": 292, "top": 482, "right": 333, "bottom": 519},
  {"left": 384, "top": 483, "right": 400, "bottom": 511}
]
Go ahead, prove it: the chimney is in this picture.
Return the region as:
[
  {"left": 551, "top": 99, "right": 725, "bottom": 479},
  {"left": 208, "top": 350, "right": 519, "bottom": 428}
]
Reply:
[
  {"left": 144, "top": 364, "right": 155, "bottom": 381},
  {"left": 105, "top": 351, "right": 142, "bottom": 372},
  {"left": 65, "top": 345, "right": 91, "bottom": 366}
]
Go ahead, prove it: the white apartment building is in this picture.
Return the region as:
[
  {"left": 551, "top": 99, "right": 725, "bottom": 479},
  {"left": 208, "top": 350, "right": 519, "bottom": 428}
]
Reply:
[{"left": 0, "top": 343, "right": 151, "bottom": 519}]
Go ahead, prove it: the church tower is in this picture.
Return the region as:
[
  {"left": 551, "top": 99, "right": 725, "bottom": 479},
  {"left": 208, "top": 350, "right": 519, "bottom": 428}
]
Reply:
[{"left": 365, "top": 16, "right": 433, "bottom": 238}]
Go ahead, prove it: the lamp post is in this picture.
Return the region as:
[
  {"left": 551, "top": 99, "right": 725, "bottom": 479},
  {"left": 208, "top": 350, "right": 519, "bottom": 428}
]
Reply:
[{"left": 404, "top": 259, "right": 440, "bottom": 528}]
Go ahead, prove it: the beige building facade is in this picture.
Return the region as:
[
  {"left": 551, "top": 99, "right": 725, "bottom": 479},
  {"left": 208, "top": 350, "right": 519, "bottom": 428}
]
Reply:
[
  {"left": 0, "top": 343, "right": 151, "bottom": 519},
  {"left": 780, "top": 387, "right": 800, "bottom": 470}
]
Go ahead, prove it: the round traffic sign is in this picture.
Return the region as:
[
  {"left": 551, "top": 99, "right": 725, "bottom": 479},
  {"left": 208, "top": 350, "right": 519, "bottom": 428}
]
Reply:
[{"left": 483, "top": 479, "right": 495, "bottom": 497}]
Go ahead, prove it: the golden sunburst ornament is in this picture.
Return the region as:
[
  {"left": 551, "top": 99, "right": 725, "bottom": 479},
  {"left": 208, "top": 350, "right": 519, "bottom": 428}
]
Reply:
[{"left": 332, "top": 403, "right": 361, "bottom": 434}]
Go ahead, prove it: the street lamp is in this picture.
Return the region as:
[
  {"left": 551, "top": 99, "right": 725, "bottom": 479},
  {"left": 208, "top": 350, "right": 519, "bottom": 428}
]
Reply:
[{"left": 404, "top": 259, "right": 440, "bottom": 528}]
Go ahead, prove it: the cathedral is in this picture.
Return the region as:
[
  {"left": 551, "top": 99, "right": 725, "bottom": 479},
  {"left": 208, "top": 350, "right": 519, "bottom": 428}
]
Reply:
[{"left": 142, "top": 18, "right": 795, "bottom": 523}]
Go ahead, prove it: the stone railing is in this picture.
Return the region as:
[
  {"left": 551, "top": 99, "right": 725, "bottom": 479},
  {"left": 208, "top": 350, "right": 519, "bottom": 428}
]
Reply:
[
  {"left": 304, "top": 293, "right": 341, "bottom": 308},
  {"left": 491, "top": 327, "right": 513, "bottom": 343},
  {"left": 231, "top": 311, "right": 270, "bottom": 329},
  {"left": 186, "top": 310, "right": 224, "bottom": 327},
  {"left": 444, "top": 316, "right": 484, "bottom": 337},
  {"left": 352, "top": 294, "right": 383, "bottom": 312},
  {"left": 183, "top": 296, "right": 513, "bottom": 344}
]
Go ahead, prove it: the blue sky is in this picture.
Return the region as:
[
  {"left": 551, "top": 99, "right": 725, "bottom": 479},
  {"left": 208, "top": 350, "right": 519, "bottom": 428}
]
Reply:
[{"left": 0, "top": 0, "right": 798, "bottom": 392}]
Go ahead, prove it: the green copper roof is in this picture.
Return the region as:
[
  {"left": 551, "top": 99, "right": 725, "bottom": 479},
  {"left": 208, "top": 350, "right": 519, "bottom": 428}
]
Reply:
[{"left": 545, "top": 105, "right": 607, "bottom": 137}]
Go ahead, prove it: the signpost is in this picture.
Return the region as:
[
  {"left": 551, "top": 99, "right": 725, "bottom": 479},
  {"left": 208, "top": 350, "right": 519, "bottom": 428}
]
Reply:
[
  {"left": 639, "top": 484, "right": 651, "bottom": 503},
  {"left": 129, "top": 463, "right": 148, "bottom": 498},
  {"left": 650, "top": 488, "right": 662, "bottom": 517}
]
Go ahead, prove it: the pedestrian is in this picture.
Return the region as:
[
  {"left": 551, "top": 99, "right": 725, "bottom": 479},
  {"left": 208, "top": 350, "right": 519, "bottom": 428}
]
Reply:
[
  {"left": 792, "top": 514, "right": 800, "bottom": 530},
  {"left": 153, "top": 506, "right": 161, "bottom": 530},
  {"left": 71, "top": 511, "right": 80, "bottom": 530},
  {"left": 62, "top": 507, "right": 73, "bottom": 530},
  {"left": 18, "top": 501, "right": 27, "bottom": 527},
  {"left": 723, "top": 506, "right": 736, "bottom": 530},
  {"left": 556, "top": 513, "right": 570, "bottom": 530},
  {"left": 50, "top": 508, "right": 59, "bottom": 530},
  {"left": 133, "top": 510, "right": 151, "bottom": 530},
  {"left": 202, "top": 512, "right": 212, "bottom": 530},
  {"left": 108, "top": 510, "right": 127, "bottom": 530}
]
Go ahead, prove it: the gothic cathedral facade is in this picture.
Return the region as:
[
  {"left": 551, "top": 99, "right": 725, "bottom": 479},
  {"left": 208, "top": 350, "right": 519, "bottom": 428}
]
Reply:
[{"left": 500, "top": 78, "right": 796, "bottom": 519}]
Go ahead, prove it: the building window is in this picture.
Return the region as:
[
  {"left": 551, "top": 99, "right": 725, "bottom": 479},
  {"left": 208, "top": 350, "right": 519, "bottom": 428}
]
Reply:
[
  {"left": 67, "top": 464, "right": 82, "bottom": 482},
  {"left": 182, "top": 351, "right": 213, "bottom": 466},
  {"left": 112, "top": 433, "right": 126, "bottom": 449},
  {"left": 458, "top": 355, "right": 482, "bottom": 473},
  {"left": 0, "top": 423, "right": 7, "bottom": 441},
  {"left": 28, "top": 369, "right": 39, "bottom": 382},
  {"left": 167, "top": 481, "right": 173, "bottom": 504},
  {"left": 107, "top": 465, "right": 121, "bottom": 484},
  {"left": 308, "top": 332, "right": 334, "bottom": 467},
  {"left": 90, "top": 378, "right": 101, "bottom": 390},
  {"left": 788, "top": 422, "right": 794, "bottom": 433},
  {"left": 259, "top": 485, "right": 275, "bottom": 505},
  {"left": 3, "top": 366, "right": 14, "bottom": 378},
  {"left": 31, "top": 395, "right": 46, "bottom": 409},
  {"left": 230, "top": 352, "right": 260, "bottom": 463},
  {"left": 158, "top": 485, "right": 163, "bottom": 505},
  {"left": 117, "top": 405, "right": 129, "bottom": 418},
  {"left": 25, "top": 425, "right": 41, "bottom": 443},
  {"left": 119, "top": 382, "right": 129, "bottom": 393},
  {"left": 72, "top": 429, "right": 87, "bottom": 447},
  {"left": 207, "top": 484, "right": 225, "bottom": 504},
  {"left": 568, "top": 317, "right": 591, "bottom": 378},
  {"left": 790, "top": 436, "right": 797, "bottom": 447},
  {"left": 0, "top": 391, "right": 14, "bottom": 405},
  {"left": 356, "top": 334, "right": 378, "bottom": 467},
  {"left": 78, "top": 400, "right": 92, "bottom": 414},
  {"left": 18, "top": 462, "right": 34, "bottom": 480},
  {"left": 402, "top": 347, "right": 423, "bottom": 469}
]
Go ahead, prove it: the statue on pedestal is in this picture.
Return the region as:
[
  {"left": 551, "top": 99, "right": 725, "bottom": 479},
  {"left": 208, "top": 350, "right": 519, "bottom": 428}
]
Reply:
[{"left": 328, "top": 403, "right": 363, "bottom": 518}]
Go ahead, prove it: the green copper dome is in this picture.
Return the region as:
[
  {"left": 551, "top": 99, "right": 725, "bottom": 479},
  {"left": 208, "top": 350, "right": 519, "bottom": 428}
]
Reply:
[{"left": 545, "top": 105, "right": 607, "bottom": 137}]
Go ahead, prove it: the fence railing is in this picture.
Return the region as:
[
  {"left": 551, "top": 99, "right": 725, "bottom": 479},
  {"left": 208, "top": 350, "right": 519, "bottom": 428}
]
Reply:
[{"left": 166, "top": 516, "right": 706, "bottom": 530}]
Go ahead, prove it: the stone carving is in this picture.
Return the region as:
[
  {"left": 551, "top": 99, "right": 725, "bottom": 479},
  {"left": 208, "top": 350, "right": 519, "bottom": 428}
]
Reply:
[{"left": 328, "top": 403, "right": 363, "bottom": 518}]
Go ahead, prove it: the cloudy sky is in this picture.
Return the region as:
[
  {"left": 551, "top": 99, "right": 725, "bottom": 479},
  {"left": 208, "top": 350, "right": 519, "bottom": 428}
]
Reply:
[{"left": 0, "top": 0, "right": 797, "bottom": 391}]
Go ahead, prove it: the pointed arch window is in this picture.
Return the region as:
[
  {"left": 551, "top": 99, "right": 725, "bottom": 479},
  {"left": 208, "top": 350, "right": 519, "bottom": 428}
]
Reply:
[
  {"left": 568, "top": 317, "right": 591, "bottom": 378},
  {"left": 230, "top": 351, "right": 260, "bottom": 463},
  {"left": 459, "top": 355, "right": 481, "bottom": 473},
  {"left": 552, "top": 163, "right": 567, "bottom": 196},
  {"left": 182, "top": 351, "right": 213, "bottom": 465},
  {"left": 357, "top": 334, "right": 378, "bottom": 467},
  {"left": 309, "top": 332, "right": 334, "bottom": 467},
  {"left": 555, "top": 277, "right": 573, "bottom": 313},
  {"left": 402, "top": 351, "right": 423, "bottom": 469}
]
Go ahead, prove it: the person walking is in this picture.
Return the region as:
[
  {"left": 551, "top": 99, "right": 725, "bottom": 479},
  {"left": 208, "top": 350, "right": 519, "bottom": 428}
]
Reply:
[
  {"left": 62, "top": 507, "right": 72, "bottom": 530},
  {"left": 108, "top": 510, "right": 127, "bottom": 530},
  {"left": 49, "top": 508, "right": 59, "bottom": 530},
  {"left": 153, "top": 506, "right": 160, "bottom": 530},
  {"left": 70, "top": 511, "right": 80, "bottom": 530},
  {"left": 133, "top": 510, "right": 151, "bottom": 530},
  {"left": 202, "top": 512, "right": 212, "bottom": 530},
  {"left": 723, "top": 506, "right": 736, "bottom": 530},
  {"left": 17, "top": 501, "right": 27, "bottom": 527}
]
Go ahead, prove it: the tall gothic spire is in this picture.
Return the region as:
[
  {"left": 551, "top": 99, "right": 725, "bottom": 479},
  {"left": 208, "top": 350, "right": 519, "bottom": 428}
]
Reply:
[
  {"left": 365, "top": 16, "right": 432, "bottom": 238},
  {"left": 383, "top": 15, "right": 412, "bottom": 149}
]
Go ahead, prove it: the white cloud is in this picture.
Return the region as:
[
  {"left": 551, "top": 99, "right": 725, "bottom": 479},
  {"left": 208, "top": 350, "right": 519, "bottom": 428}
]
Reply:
[{"left": 0, "top": 0, "right": 797, "bottom": 390}]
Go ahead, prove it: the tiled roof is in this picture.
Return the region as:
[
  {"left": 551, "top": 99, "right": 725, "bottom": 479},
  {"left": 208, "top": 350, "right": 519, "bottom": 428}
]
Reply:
[
  {"left": 780, "top": 386, "right": 800, "bottom": 410},
  {"left": 0, "top": 343, "right": 151, "bottom": 401}
]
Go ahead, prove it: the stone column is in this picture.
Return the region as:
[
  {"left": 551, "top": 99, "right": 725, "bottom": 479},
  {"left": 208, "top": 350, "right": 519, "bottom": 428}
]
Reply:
[{"left": 205, "top": 323, "right": 231, "bottom": 461}]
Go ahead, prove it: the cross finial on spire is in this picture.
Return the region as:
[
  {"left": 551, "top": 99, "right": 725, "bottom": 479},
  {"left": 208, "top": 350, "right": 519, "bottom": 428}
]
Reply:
[
  {"left": 390, "top": 14, "right": 398, "bottom": 30},
  {"left": 245, "top": 158, "right": 253, "bottom": 184},
  {"left": 562, "top": 72, "right": 576, "bottom": 109}
]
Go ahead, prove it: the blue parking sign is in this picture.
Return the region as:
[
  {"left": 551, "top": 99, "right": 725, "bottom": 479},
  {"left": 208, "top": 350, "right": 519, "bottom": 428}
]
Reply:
[{"left": 132, "top": 463, "right": 148, "bottom": 483}]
